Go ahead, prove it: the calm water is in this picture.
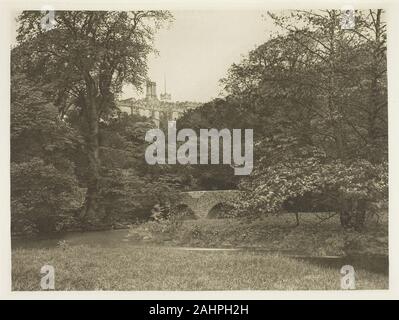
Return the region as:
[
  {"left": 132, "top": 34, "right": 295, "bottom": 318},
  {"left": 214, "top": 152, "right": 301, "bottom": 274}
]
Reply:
[{"left": 12, "top": 228, "right": 131, "bottom": 250}]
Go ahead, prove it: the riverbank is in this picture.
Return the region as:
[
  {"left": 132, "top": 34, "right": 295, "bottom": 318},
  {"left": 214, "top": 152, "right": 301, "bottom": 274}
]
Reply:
[
  {"left": 12, "top": 245, "right": 388, "bottom": 290},
  {"left": 127, "top": 213, "right": 388, "bottom": 257},
  {"left": 12, "top": 213, "right": 388, "bottom": 290}
]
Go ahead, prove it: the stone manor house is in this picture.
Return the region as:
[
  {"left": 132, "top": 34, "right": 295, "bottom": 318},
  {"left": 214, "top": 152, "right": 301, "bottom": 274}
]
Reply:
[{"left": 117, "top": 81, "right": 201, "bottom": 127}]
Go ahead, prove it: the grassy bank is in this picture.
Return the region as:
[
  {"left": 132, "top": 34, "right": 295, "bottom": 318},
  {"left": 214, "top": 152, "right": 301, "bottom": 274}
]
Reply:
[
  {"left": 12, "top": 245, "right": 388, "bottom": 291},
  {"left": 12, "top": 213, "right": 388, "bottom": 290},
  {"left": 128, "top": 213, "right": 388, "bottom": 257}
]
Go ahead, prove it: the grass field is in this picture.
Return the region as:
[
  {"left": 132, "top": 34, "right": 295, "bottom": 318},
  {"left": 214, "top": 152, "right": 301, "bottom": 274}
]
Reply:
[
  {"left": 12, "top": 245, "right": 388, "bottom": 291},
  {"left": 12, "top": 213, "right": 388, "bottom": 291}
]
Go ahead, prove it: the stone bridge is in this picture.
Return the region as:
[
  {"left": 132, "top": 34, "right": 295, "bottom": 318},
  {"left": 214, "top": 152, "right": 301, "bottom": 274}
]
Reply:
[{"left": 176, "top": 190, "right": 242, "bottom": 219}]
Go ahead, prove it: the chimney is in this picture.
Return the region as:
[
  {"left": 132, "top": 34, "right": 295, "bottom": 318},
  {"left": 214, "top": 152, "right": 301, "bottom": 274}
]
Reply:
[{"left": 146, "top": 81, "right": 157, "bottom": 100}]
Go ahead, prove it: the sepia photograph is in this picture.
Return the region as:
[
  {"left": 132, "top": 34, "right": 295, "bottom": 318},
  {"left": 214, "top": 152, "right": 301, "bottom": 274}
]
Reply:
[{"left": 5, "top": 2, "right": 391, "bottom": 294}]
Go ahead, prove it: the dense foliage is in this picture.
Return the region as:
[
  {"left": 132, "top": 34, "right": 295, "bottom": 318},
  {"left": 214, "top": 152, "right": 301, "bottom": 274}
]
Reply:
[
  {"left": 176, "top": 10, "right": 388, "bottom": 229},
  {"left": 11, "top": 10, "right": 388, "bottom": 234},
  {"left": 14, "top": 11, "right": 173, "bottom": 220},
  {"left": 11, "top": 11, "right": 179, "bottom": 234},
  {"left": 11, "top": 72, "right": 181, "bottom": 234}
]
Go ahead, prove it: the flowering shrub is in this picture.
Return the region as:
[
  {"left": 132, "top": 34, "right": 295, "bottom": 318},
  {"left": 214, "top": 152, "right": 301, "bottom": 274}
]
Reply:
[{"left": 237, "top": 136, "right": 388, "bottom": 230}]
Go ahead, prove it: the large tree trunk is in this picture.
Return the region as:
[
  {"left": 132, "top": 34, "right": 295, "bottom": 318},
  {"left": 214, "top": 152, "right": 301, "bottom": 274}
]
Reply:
[
  {"left": 339, "top": 197, "right": 351, "bottom": 228},
  {"left": 339, "top": 199, "right": 366, "bottom": 231},
  {"left": 81, "top": 76, "right": 100, "bottom": 221},
  {"left": 83, "top": 109, "right": 99, "bottom": 220}
]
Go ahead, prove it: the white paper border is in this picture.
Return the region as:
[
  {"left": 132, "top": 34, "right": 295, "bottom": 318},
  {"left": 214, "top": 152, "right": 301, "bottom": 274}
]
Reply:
[{"left": 1, "top": 0, "right": 398, "bottom": 300}]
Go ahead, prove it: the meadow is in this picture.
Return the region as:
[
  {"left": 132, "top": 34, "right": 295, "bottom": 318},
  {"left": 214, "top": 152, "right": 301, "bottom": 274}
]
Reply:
[{"left": 12, "top": 213, "right": 388, "bottom": 291}]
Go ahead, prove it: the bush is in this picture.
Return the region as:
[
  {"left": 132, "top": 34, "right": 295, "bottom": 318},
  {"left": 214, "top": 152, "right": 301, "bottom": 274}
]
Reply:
[{"left": 11, "top": 158, "right": 83, "bottom": 234}]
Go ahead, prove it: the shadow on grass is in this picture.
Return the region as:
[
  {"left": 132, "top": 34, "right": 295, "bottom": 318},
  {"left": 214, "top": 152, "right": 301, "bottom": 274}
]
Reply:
[{"left": 294, "top": 254, "right": 388, "bottom": 275}]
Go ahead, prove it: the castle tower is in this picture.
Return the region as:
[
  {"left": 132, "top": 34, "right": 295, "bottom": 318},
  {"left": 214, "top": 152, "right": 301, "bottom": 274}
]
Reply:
[{"left": 146, "top": 81, "right": 157, "bottom": 100}]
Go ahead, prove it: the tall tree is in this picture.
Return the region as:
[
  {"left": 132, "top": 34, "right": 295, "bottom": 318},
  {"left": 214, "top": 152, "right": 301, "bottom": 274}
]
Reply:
[
  {"left": 266, "top": 9, "right": 387, "bottom": 161},
  {"left": 221, "top": 10, "right": 387, "bottom": 229},
  {"left": 15, "top": 11, "right": 173, "bottom": 220}
]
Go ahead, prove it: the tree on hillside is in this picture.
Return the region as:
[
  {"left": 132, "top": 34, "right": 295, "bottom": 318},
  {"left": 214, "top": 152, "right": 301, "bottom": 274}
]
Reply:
[{"left": 15, "top": 11, "right": 173, "bottom": 220}]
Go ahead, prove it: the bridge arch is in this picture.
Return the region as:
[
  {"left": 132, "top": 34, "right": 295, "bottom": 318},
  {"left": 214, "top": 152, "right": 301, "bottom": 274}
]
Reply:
[
  {"left": 174, "top": 203, "right": 196, "bottom": 219},
  {"left": 175, "top": 190, "right": 241, "bottom": 219},
  {"left": 207, "top": 202, "right": 235, "bottom": 219}
]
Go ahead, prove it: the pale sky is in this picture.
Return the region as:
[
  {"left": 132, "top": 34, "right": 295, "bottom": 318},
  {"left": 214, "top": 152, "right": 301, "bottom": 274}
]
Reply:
[
  {"left": 124, "top": 10, "right": 275, "bottom": 102},
  {"left": 12, "top": 10, "right": 276, "bottom": 103}
]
